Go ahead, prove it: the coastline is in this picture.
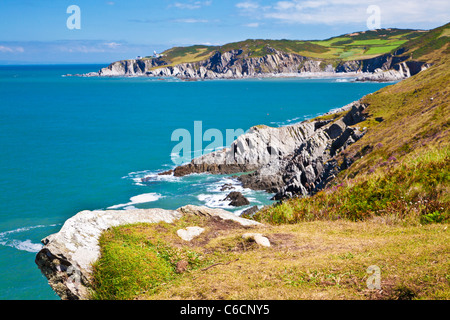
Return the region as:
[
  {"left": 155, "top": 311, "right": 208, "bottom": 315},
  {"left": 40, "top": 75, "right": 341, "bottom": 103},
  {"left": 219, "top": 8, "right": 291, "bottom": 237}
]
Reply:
[
  {"left": 34, "top": 77, "right": 381, "bottom": 300},
  {"left": 67, "top": 70, "right": 403, "bottom": 83},
  {"left": 34, "top": 58, "right": 449, "bottom": 299}
]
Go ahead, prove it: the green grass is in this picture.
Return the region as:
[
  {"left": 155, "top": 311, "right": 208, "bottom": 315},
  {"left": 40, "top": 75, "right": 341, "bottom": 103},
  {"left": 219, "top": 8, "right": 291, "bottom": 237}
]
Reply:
[
  {"left": 249, "top": 56, "right": 450, "bottom": 226},
  {"left": 148, "top": 27, "right": 437, "bottom": 68},
  {"left": 249, "top": 146, "right": 449, "bottom": 224},
  {"left": 365, "top": 45, "right": 403, "bottom": 55},
  {"left": 91, "top": 220, "right": 209, "bottom": 300},
  {"left": 403, "top": 23, "right": 450, "bottom": 60},
  {"left": 92, "top": 218, "right": 450, "bottom": 300}
]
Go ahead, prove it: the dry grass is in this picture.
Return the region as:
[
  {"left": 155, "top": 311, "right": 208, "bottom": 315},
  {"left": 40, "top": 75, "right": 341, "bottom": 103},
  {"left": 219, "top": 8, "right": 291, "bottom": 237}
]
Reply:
[
  {"left": 91, "top": 30, "right": 450, "bottom": 301},
  {"left": 94, "top": 219, "right": 450, "bottom": 300}
]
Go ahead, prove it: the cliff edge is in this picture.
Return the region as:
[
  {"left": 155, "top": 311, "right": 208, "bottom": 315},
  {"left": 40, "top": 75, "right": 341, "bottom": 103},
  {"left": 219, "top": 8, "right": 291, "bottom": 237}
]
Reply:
[{"left": 35, "top": 206, "right": 261, "bottom": 300}]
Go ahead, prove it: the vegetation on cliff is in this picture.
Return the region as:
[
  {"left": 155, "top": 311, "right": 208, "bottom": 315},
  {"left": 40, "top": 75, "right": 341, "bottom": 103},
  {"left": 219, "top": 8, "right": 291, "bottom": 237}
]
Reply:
[
  {"left": 250, "top": 55, "right": 449, "bottom": 224},
  {"left": 150, "top": 28, "right": 429, "bottom": 65},
  {"left": 90, "top": 25, "right": 449, "bottom": 300}
]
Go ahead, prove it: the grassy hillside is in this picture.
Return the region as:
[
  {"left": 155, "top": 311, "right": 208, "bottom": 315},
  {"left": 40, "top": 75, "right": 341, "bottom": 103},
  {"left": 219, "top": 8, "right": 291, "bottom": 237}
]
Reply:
[
  {"left": 91, "top": 215, "right": 449, "bottom": 300},
  {"left": 90, "top": 27, "right": 450, "bottom": 301},
  {"left": 145, "top": 24, "right": 449, "bottom": 68},
  {"left": 250, "top": 56, "right": 449, "bottom": 225}
]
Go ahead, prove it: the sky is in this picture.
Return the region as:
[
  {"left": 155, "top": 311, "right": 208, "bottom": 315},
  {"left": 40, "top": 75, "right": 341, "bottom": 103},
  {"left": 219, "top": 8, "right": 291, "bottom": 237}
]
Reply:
[{"left": 0, "top": 0, "right": 449, "bottom": 64}]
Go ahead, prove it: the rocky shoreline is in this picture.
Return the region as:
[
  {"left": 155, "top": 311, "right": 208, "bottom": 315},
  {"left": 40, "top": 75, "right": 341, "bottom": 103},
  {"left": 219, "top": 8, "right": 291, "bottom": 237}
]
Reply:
[
  {"left": 160, "top": 100, "right": 367, "bottom": 200},
  {"left": 35, "top": 97, "right": 371, "bottom": 300},
  {"left": 72, "top": 48, "right": 430, "bottom": 83}
]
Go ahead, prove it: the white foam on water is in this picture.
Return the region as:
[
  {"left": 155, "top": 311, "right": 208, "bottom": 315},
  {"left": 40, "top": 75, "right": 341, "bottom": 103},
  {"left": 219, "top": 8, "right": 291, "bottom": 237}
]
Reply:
[
  {"left": 197, "top": 193, "right": 233, "bottom": 209},
  {"left": 0, "top": 224, "right": 59, "bottom": 253},
  {"left": 107, "top": 193, "right": 164, "bottom": 210},
  {"left": 1, "top": 239, "right": 43, "bottom": 253},
  {"left": 0, "top": 224, "right": 58, "bottom": 238},
  {"left": 270, "top": 115, "right": 309, "bottom": 127},
  {"left": 124, "top": 169, "right": 181, "bottom": 186},
  {"left": 197, "top": 176, "right": 264, "bottom": 210},
  {"left": 335, "top": 78, "right": 351, "bottom": 82}
]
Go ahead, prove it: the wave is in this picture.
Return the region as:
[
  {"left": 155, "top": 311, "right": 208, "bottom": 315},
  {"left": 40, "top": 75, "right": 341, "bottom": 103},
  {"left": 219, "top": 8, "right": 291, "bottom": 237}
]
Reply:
[
  {"left": 197, "top": 176, "right": 262, "bottom": 211},
  {"left": 0, "top": 224, "right": 59, "bottom": 253},
  {"left": 197, "top": 193, "right": 234, "bottom": 209},
  {"left": 0, "top": 239, "right": 43, "bottom": 253},
  {"left": 335, "top": 78, "right": 351, "bottom": 82},
  {"left": 269, "top": 114, "right": 312, "bottom": 127},
  {"left": 107, "top": 192, "right": 164, "bottom": 210},
  {"left": 123, "top": 169, "right": 181, "bottom": 186}
]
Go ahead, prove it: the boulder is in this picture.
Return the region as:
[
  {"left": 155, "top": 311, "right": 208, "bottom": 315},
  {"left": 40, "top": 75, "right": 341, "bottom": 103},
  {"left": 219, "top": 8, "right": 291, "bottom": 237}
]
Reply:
[
  {"left": 177, "top": 226, "right": 205, "bottom": 242},
  {"left": 242, "top": 233, "right": 271, "bottom": 247},
  {"left": 224, "top": 192, "right": 250, "bottom": 207},
  {"left": 241, "top": 206, "right": 260, "bottom": 216}
]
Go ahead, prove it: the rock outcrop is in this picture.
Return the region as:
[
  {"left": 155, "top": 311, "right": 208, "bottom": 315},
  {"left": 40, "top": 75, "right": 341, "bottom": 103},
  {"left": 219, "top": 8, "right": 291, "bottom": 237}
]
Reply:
[
  {"left": 95, "top": 47, "right": 430, "bottom": 81},
  {"left": 164, "top": 101, "right": 367, "bottom": 199},
  {"left": 224, "top": 192, "right": 250, "bottom": 207},
  {"left": 356, "top": 60, "right": 431, "bottom": 82},
  {"left": 177, "top": 226, "right": 205, "bottom": 242},
  {"left": 35, "top": 205, "right": 261, "bottom": 300},
  {"left": 242, "top": 233, "right": 271, "bottom": 248}
]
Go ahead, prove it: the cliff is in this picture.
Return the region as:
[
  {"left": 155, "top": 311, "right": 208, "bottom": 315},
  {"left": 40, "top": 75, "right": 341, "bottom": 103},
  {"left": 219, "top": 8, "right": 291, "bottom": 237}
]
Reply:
[
  {"left": 162, "top": 100, "right": 367, "bottom": 200},
  {"left": 97, "top": 48, "right": 430, "bottom": 81},
  {"left": 37, "top": 24, "right": 448, "bottom": 300},
  {"left": 35, "top": 205, "right": 261, "bottom": 300},
  {"left": 88, "top": 24, "right": 450, "bottom": 81}
]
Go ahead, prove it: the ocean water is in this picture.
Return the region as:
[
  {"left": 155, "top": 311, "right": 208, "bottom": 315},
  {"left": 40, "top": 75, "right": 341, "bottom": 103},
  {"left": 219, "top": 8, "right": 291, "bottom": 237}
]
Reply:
[{"left": 0, "top": 65, "right": 391, "bottom": 299}]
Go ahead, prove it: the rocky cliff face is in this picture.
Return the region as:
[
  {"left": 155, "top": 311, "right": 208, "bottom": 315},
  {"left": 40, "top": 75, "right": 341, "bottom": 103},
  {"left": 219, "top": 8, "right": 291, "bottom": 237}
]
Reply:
[
  {"left": 35, "top": 205, "right": 261, "bottom": 300},
  {"left": 97, "top": 47, "right": 429, "bottom": 81},
  {"left": 163, "top": 100, "right": 367, "bottom": 200}
]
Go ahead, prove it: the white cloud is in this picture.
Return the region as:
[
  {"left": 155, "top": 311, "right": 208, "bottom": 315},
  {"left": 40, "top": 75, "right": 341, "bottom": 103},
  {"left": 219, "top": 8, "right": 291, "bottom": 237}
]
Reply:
[
  {"left": 244, "top": 22, "right": 260, "bottom": 27},
  {"left": 171, "top": 1, "right": 212, "bottom": 10},
  {"left": 236, "top": 0, "right": 450, "bottom": 26},
  {"left": 103, "top": 42, "right": 122, "bottom": 48},
  {"left": 0, "top": 45, "right": 24, "bottom": 53},
  {"left": 173, "top": 18, "right": 210, "bottom": 23},
  {"left": 54, "top": 41, "right": 127, "bottom": 53},
  {"left": 236, "top": 1, "right": 260, "bottom": 10}
]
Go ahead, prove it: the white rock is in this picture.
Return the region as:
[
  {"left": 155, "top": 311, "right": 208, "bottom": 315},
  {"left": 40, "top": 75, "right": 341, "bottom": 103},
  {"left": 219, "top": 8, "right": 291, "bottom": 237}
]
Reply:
[
  {"left": 177, "top": 227, "right": 205, "bottom": 241},
  {"left": 242, "top": 233, "right": 271, "bottom": 247},
  {"left": 36, "top": 205, "right": 262, "bottom": 300}
]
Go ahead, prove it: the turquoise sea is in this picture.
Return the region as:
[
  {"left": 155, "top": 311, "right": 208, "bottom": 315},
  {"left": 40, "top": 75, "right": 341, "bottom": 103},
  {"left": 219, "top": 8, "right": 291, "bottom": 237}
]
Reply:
[{"left": 0, "top": 65, "right": 391, "bottom": 299}]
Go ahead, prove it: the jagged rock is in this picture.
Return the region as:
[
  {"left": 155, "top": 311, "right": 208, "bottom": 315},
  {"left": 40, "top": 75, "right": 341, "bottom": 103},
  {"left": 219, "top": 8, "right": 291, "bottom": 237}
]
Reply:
[
  {"left": 224, "top": 192, "right": 250, "bottom": 207},
  {"left": 177, "top": 227, "right": 205, "bottom": 241},
  {"left": 173, "top": 121, "right": 320, "bottom": 178},
  {"left": 356, "top": 61, "right": 431, "bottom": 82},
  {"left": 35, "top": 205, "right": 262, "bottom": 300},
  {"left": 220, "top": 183, "right": 235, "bottom": 191},
  {"left": 242, "top": 233, "right": 271, "bottom": 247},
  {"left": 94, "top": 47, "right": 430, "bottom": 81},
  {"left": 177, "top": 205, "right": 262, "bottom": 227},
  {"left": 167, "top": 100, "right": 368, "bottom": 200},
  {"left": 241, "top": 206, "right": 260, "bottom": 216},
  {"left": 35, "top": 208, "right": 182, "bottom": 300}
]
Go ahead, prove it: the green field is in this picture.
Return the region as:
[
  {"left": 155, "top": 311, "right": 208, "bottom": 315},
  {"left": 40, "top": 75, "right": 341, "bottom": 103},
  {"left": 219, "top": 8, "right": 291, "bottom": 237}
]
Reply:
[
  {"left": 141, "top": 24, "right": 450, "bottom": 69},
  {"left": 148, "top": 28, "right": 440, "bottom": 67}
]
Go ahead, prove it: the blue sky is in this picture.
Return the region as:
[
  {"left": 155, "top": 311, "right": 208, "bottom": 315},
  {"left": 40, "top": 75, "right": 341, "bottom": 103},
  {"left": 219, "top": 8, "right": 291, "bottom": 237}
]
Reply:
[{"left": 0, "top": 0, "right": 449, "bottom": 64}]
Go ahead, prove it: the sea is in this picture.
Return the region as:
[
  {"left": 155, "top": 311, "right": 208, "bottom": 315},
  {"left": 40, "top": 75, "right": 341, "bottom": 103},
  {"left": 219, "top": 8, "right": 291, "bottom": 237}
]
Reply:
[{"left": 0, "top": 64, "right": 391, "bottom": 299}]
